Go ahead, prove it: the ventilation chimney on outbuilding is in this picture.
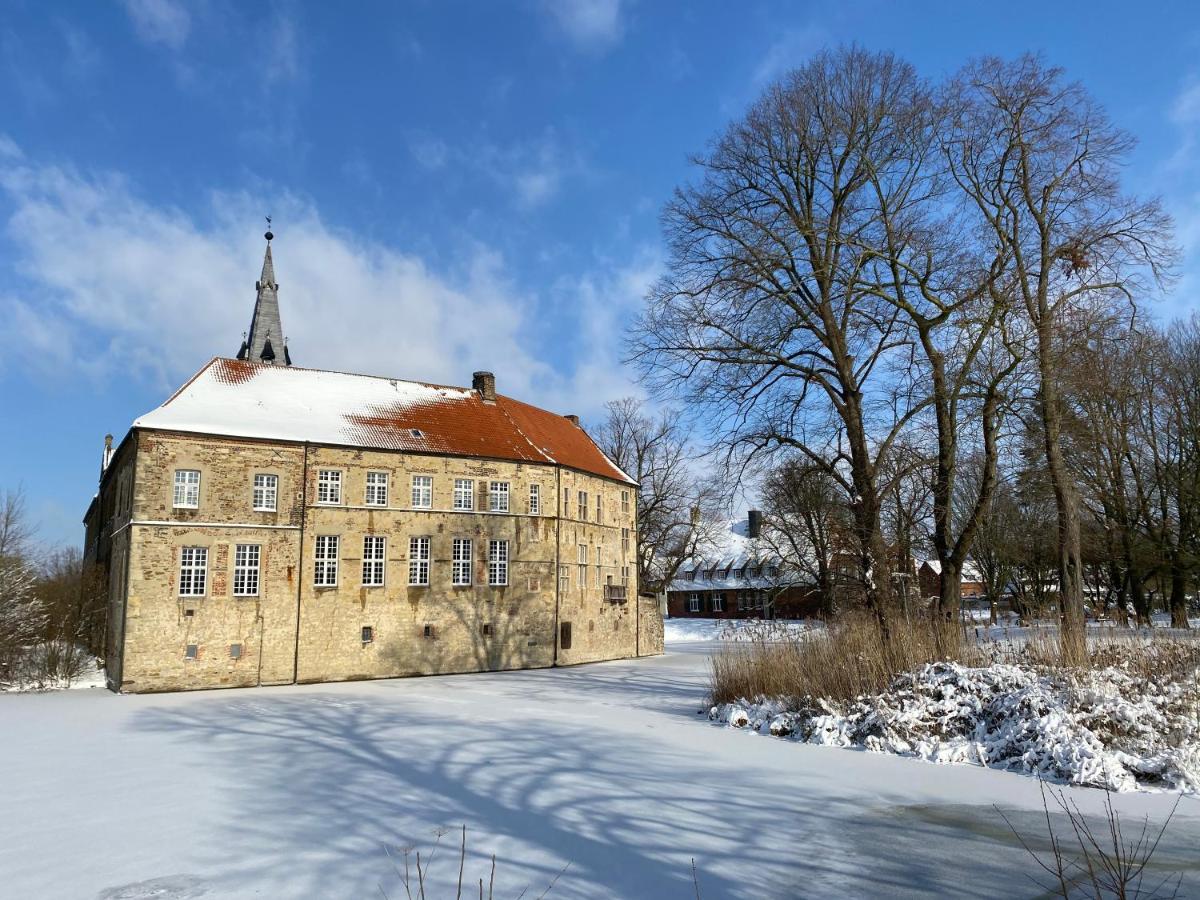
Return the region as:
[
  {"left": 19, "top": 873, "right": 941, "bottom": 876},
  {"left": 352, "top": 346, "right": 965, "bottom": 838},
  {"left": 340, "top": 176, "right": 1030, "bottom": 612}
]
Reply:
[
  {"left": 748, "top": 509, "right": 763, "bottom": 539},
  {"left": 473, "top": 371, "right": 496, "bottom": 402},
  {"left": 564, "top": 414, "right": 580, "bottom": 426}
]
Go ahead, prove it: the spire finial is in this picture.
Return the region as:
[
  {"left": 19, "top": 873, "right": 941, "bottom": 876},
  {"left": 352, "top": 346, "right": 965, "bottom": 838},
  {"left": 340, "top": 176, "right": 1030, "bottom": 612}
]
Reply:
[{"left": 264, "top": 215, "right": 273, "bottom": 243}]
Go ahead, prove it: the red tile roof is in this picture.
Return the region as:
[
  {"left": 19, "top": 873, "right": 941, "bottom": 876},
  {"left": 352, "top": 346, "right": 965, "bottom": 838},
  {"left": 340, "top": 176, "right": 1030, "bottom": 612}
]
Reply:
[{"left": 135, "top": 358, "right": 634, "bottom": 484}]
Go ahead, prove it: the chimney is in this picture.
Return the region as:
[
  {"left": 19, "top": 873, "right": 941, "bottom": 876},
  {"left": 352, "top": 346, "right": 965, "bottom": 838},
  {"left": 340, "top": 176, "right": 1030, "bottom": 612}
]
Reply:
[
  {"left": 564, "top": 414, "right": 580, "bottom": 427},
  {"left": 472, "top": 371, "right": 496, "bottom": 402},
  {"left": 748, "top": 509, "right": 763, "bottom": 539},
  {"left": 101, "top": 434, "right": 114, "bottom": 476}
]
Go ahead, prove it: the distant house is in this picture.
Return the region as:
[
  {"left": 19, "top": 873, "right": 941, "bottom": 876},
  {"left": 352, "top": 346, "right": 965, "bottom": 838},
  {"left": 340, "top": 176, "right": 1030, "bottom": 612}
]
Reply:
[
  {"left": 917, "top": 560, "right": 986, "bottom": 602},
  {"left": 665, "top": 511, "right": 822, "bottom": 619}
]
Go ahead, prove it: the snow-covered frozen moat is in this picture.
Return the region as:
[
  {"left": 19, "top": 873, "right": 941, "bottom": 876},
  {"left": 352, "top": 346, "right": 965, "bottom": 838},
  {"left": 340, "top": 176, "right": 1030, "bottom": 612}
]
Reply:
[{"left": 2, "top": 643, "right": 1197, "bottom": 899}]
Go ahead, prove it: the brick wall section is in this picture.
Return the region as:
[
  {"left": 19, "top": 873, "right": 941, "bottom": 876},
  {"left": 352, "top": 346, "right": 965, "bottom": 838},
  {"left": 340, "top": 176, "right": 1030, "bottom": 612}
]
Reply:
[{"left": 93, "top": 429, "right": 658, "bottom": 692}]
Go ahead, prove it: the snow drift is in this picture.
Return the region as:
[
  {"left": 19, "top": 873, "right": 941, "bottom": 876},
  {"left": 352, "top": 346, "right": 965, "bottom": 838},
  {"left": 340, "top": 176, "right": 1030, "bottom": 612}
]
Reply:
[{"left": 712, "top": 661, "right": 1200, "bottom": 792}]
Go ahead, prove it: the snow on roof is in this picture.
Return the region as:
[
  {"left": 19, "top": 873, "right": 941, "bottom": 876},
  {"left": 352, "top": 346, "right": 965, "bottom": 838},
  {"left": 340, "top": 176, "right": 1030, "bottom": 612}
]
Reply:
[
  {"left": 134, "top": 358, "right": 635, "bottom": 484},
  {"left": 668, "top": 517, "right": 812, "bottom": 592},
  {"left": 922, "top": 559, "right": 984, "bottom": 582}
]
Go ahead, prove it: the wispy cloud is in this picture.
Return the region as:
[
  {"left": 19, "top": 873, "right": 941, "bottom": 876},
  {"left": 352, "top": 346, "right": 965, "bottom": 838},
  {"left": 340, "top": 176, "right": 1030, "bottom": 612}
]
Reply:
[
  {"left": 752, "top": 24, "right": 828, "bottom": 87},
  {"left": 0, "top": 145, "right": 640, "bottom": 418},
  {"left": 121, "top": 0, "right": 191, "bottom": 51},
  {"left": 539, "top": 0, "right": 625, "bottom": 52}
]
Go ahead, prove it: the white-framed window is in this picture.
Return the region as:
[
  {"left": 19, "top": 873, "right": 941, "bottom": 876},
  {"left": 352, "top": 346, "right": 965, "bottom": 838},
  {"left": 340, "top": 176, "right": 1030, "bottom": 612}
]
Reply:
[
  {"left": 251, "top": 473, "right": 278, "bottom": 512},
  {"left": 314, "top": 535, "right": 339, "bottom": 586},
  {"left": 409, "top": 536, "right": 430, "bottom": 586},
  {"left": 489, "top": 540, "right": 508, "bottom": 586},
  {"left": 178, "top": 546, "right": 208, "bottom": 596},
  {"left": 362, "top": 535, "right": 386, "bottom": 586},
  {"left": 621, "top": 489, "right": 630, "bottom": 516},
  {"left": 578, "top": 544, "right": 588, "bottom": 590},
  {"left": 488, "top": 481, "right": 509, "bottom": 513},
  {"left": 411, "top": 475, "right": 433, "bottom": 509},
  {"left": 688, "top": 593, "right": 701, "bottom": 613},
  {"left": 529, "top": 483, "right": 540, "bottom": 515},
  {"left": 317, "top": 470, "right": 342, "bottom": 505},
  {"left": 233, "top": 544, "right": 260, "bottom": 597},
  {"left": 578, "top": 491, "right": 589, "bottom": 521},
  {"left": 621, "top": 565, "right": 630, "bottom": 587},
  {"left": 558, "top": 564, "right": 570, "bottom": 592},
  {"left": 621, "top": 527, "right": 630, "bottom": 555},
  {"left": 712, "top": 594, "right": 725, "bottom": 613},
  {"left": 173, "top": 469, "right": 200, "bottom": 509},
  {"left": 452, "top": 538, "right": 473, "bottom": 585},
  {"left": 596, "top": 494, "right": 602, "bottom": 523},
  {"left": 453, "top": 479, "right": 474, "bottom": 511},
  {"left": 365, "top": 471, "right": 389, "bottom": 506}
]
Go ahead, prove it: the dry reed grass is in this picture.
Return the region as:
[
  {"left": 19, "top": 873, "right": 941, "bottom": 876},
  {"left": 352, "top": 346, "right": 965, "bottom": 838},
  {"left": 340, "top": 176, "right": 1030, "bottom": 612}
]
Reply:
[{"left": 709, "top": 613, "right": 1200, "bottom": 708}]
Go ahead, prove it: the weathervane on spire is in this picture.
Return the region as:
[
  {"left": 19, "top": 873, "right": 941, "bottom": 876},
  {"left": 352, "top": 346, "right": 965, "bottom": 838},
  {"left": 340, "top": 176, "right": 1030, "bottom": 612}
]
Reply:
[{"left": 264, "top": 215, "right": 273, "bottom": 242}]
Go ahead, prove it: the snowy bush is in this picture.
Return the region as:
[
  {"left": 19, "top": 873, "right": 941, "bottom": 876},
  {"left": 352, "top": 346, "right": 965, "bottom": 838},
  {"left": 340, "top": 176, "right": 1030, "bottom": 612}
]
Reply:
[
  {"left": 711, "top": 660, "right": 1200, "bottom": 792},
  {"left": 0, "top": 555, "right": 48, "bottom": 684}
]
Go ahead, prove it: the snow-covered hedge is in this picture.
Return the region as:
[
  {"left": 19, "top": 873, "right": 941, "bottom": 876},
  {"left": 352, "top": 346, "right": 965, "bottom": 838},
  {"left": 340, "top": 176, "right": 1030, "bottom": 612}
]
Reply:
[{"left": 712, "top": 661, "right": 1200, "bottom": 792}]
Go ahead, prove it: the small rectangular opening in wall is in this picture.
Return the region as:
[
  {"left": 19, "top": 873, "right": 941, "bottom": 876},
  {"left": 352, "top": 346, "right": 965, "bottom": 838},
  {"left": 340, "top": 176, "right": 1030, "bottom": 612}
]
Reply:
[
  {"left": 230, "top": 643, "right": 243, "bottom": 659},
  {"left": 481, "top": 623, "right": 493, "bottom": 637},
  {"left": 184, "top": 608, "right": 195, "bottom": 617},
  {"left": 361, "top": 626, "right": 374, "bottom": 644},
  {"left": 185, "top": 644, "right": 198, "bottom": 660},
  {"left": 559, "top": 622, "right": 572, "bottom": 650},
  {"left": 423, "top": 624, "right": 434, "bottom": 639}
]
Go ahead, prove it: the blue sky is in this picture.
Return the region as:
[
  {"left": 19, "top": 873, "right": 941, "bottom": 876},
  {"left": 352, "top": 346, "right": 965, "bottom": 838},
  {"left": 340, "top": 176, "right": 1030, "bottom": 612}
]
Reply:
[{"left": 2, "top": 0, "right": 1199, "bottom": 548}]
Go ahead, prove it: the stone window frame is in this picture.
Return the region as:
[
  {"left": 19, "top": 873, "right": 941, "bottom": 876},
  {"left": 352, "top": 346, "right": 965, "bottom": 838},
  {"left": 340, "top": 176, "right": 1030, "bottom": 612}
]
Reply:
[
  {"left": 361, "top": 625, "right": 374, "bottom": 645},
  {"left": 252, "top": 473, "right": 278, "bottom": 512},
  {"left": 488, "top": 480, "right": 510, "bottom": 513},
  {"left": 528, "top": 483, "right": 540, "bottom": 515},
  {"left": 577, "top": 544, "right": 588, "bottom": 590},
  {"left": 596, "top": 494, "right": 602, "bottom": 524},
  {"left": 178, "top": 546, "right": 208, "bottom": 596},
  {"left": 362, "top": 535, "right": 386, "bottom": 587},
  {"left": 408, "top": 536, "right": 431, "bottom": 586},
  {"left": 365, "top": 471, "right": 389, "bottom": 507},
  {"left": 316, "top": 469, "right": 343, "bottom": 505},
  {"left": 488, "top": 539, "right": 508, "bottom": 586},
  {"left": 453, "top": 478, "right": 475, "bottom": 511},
  {"left": 562, "top": 487, "right": 570, "bottom": 518},
  {"left": 577, "top": 490, "right": 588, "bottom": 522},
  {"left": 558, "top": 564, "right": 570, "bottom": 592},
  {"left": 411, "top": 475, "right": 433, "bottom": 509},
  {"left": 621, "top": 564, "right": 630, "bottom": 587},
  {"left": 173, "top": 469, "right": 201, "bottom": 509},
  {"left": 451, "top": 537, "right": 473, "bottom": 586},
  {"left": 621, "top": 489, "right": 630, "bottom": 516},
  {"left": 313, "top": 534, "right": 340, "bottom": 587},
  {"left": 233, "top": 543, "right": 260, "bottom": 597}
]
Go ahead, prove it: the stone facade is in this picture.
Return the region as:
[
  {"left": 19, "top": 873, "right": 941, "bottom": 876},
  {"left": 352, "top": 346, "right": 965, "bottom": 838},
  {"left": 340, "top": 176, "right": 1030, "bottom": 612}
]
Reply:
[{"left": 89, "top": 430, "right": 660, "bottom": 693}]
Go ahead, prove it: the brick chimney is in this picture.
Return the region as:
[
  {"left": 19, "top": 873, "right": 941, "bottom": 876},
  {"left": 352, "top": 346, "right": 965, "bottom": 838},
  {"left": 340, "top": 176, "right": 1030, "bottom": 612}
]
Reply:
[
  {"left": 748, "top": 509, "right": 763, "bottom": 539},
  {"left": 472, "top": 371, "right": 496, "bottom": 402},
  {"left": 564, "top": 414, "right": 580, "bottom": 426}
]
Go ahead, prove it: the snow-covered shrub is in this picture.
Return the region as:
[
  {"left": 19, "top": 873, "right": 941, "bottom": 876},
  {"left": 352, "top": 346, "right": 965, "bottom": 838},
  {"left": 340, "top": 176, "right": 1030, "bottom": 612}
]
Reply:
[
  {"left": 712, "top": 656, "right": 1200, "bottom": 793},
  {"left": 0, "top": 555, "right": 48, "bottom": 684}
]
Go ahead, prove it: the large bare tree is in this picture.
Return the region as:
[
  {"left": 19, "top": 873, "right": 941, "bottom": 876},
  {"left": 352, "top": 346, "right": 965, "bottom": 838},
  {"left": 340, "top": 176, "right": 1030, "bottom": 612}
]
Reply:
[
  {"left": 946, "top": 56, "right": 1175, "bottom": 660},
  {"left": 631, "top": 47, "right": 942, "bottom": 618}
]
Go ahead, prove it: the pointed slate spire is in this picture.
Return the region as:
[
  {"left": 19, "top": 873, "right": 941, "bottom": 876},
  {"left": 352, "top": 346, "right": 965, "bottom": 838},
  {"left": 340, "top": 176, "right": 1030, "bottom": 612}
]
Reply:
[{"left": 243, "top": 224, "right": 291, "bottom": 366}]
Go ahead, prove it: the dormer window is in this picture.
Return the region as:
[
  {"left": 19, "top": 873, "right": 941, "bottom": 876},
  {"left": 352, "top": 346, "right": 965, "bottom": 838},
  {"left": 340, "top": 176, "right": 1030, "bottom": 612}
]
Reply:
[{"left": 410, "top": 429, "right": 424, "bottom": 439}]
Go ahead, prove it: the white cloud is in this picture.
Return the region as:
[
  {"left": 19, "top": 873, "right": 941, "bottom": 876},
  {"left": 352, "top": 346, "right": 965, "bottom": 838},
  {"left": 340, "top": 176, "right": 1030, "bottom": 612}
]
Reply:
[
  {"left": 752, "top": 25, "right": 828, "bottom": 87},
  {"left": 540, "top": 0, "right": 624, "bottom": 51},
  {"left": 0, "top": 152, "right": 643, "bottom": 421},
  {"left": 122, "top": 0, "right": 191, "bottom": 50}
]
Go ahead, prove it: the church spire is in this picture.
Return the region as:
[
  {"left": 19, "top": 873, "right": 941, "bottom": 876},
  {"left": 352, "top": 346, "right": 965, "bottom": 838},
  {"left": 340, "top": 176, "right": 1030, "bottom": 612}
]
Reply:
[{"left": 238, "top": 221, "right": 292, "bottom": 366}]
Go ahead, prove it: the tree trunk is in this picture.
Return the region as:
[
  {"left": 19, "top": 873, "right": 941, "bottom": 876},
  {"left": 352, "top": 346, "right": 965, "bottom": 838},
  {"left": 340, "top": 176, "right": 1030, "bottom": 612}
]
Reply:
[
  {"left": 1037, "top": 335, "right": 1087, "bottom": 664},
  {"left": 1170, "top": 561, "right": 1190, "bottom": 629}
]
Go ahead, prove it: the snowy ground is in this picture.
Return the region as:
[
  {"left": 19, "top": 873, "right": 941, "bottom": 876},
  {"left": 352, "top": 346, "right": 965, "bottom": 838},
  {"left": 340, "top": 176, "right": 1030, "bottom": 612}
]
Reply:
[
  {"left": 663, "top": 617, "right": 816, "bottom": 642},
  {"left": 2, "top": 649, "right": 1198, "bottom": 899}
]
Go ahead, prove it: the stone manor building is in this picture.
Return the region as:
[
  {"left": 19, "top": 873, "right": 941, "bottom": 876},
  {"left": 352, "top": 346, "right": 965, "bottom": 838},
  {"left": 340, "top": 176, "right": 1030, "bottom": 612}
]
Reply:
[{"left": 84, "top": 234, "right": 662, "bottom": 692}]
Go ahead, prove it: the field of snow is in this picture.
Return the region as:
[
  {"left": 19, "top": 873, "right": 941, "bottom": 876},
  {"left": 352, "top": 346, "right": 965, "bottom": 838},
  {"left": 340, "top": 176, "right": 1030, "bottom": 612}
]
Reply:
[
  {"left": 664, "top": 617, "right": 817, "bottom": 642},
  {"left": 2, "top": 648, "right": 1198, "bottom": 898}
]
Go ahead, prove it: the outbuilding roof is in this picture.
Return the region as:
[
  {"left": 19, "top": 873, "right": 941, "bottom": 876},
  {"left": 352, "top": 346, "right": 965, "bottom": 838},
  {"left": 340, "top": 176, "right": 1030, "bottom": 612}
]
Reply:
[{"left": 133, "top": 358, "right": 635, "bottom": 484}]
